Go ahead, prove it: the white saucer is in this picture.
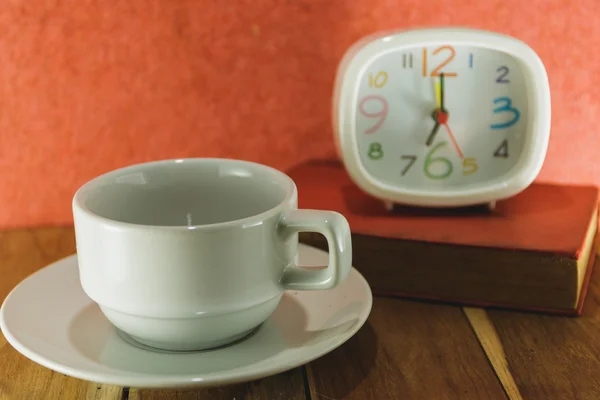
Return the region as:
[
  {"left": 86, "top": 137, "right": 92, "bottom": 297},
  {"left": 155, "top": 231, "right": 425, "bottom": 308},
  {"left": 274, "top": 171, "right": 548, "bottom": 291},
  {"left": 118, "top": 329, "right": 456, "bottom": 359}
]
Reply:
[{"left": 0, "top": 244, "right": 372, "bottom": 389}]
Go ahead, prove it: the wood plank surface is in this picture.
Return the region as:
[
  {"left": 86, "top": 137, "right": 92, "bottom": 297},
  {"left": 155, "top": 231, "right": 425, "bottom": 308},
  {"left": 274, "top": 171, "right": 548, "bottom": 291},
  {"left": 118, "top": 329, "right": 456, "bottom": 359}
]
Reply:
[
  {"left": 4, "top": 227, "right": 600, "bottom": 400},
  {"left": 463, "top": 308, "right": 523, "bottom": 400},
  {"left": 0, "top": 227, "right": 125, "bottom": 400},
  {"left": 483, "top": 254, "right": 600, "bottom": 400},
  {"left": 129, "top": 368, "right": 307, "bottom": 400},
  {"left": 0, "top": 227, "right": 308, "bottom": 400},
  {"left": 305, "top": 297, "right": 507, "bottom": 400}
]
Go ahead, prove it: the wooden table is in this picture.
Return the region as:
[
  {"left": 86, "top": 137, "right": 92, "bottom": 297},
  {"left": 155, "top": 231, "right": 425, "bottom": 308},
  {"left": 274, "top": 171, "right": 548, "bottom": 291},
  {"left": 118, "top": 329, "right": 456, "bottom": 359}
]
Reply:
[{"left": 1, "top": 227, "right": 600, "bottom": 399}]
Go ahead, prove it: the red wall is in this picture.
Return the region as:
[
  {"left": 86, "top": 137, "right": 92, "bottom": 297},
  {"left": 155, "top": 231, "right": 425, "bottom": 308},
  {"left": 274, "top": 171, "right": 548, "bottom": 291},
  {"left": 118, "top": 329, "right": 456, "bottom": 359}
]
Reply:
[{"left": 0, "top": 0, "right": 598, "bottom": 228}]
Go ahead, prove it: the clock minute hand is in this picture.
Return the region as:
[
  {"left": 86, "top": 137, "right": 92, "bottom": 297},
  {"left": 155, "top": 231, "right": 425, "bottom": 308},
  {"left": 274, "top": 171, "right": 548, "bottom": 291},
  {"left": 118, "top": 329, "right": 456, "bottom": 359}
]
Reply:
[
  {"left": 426, "top": 74, "right": 447, "bottom": 146},
  {"left": 436, "top": 72, "right": 463, "bottom": 158}
]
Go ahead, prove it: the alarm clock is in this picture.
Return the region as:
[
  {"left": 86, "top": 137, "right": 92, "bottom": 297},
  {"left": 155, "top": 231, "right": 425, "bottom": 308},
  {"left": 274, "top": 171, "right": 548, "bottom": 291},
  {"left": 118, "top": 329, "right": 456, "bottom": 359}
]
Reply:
[{"left": 332, "top": 28, "right": 551, "bottom": 209}]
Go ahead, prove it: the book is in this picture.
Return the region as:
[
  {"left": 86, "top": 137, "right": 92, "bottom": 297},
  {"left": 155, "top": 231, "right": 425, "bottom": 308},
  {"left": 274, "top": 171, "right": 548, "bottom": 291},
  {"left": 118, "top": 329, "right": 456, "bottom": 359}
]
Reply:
[{"left": 290, "top": 159, "right": 600, "bottom": 315}]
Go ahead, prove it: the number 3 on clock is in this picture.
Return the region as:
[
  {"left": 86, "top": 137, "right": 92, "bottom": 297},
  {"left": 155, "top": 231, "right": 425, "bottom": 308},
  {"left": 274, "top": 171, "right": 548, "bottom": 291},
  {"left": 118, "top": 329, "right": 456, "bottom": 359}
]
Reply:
[{"left": 490, "top": 97, "right": 520, "bottom": 129}]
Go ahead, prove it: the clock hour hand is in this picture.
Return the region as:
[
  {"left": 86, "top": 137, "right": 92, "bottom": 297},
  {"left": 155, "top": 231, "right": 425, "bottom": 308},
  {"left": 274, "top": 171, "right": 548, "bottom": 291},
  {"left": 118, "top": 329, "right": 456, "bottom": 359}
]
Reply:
[
  {"left": 426, "top": 109, "right": 448, "bottom": 146},
  {"left": 426, "top": 118, "right": 440, "bottom": 146}
]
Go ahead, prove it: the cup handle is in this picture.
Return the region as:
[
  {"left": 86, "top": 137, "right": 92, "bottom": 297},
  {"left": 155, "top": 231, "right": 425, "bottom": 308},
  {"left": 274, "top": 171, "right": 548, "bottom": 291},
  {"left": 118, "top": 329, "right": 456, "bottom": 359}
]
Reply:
[{"left": 278, "top": 209, "right": 352, "bottom": 290}]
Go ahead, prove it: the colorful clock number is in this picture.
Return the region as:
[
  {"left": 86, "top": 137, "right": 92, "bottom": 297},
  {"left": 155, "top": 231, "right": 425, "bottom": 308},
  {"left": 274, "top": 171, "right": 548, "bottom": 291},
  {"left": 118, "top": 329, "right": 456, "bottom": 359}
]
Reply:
[
  {"left": 368, "top": 142, "right": 384, "bottom": 160},
  {"left": 359, "top": 95, "right": 388, "bottom": 134},
  {"left": 424, "top": 141, "right": 453, "bottom": 179},
  {"left": 368, "top": 71, "right": 388, "bottom": 88},
  {"left": 494, "top": 139, "right": 509, "bottom": 158},
  {"left": 400, "top": 155, "right": 417, "bottom": 176},
  {"left": 496, "top": 66, "right": 510, "bottom": 83},
  {"left": 422, "top": 46, "right": 458, "bottom": 77},
  {"left": 490, "top": 97, "right": 520, "bottom": 129},
  {"left": 462, "top": 157, "right": 479, "bottom": 176}
]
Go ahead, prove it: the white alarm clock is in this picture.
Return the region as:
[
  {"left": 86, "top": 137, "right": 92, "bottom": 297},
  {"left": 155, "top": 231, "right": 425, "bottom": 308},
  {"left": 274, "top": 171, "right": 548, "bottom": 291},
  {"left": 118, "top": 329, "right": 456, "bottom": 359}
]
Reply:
[{"left": 332, "top": 28, "right": 551, "bottom": 209}]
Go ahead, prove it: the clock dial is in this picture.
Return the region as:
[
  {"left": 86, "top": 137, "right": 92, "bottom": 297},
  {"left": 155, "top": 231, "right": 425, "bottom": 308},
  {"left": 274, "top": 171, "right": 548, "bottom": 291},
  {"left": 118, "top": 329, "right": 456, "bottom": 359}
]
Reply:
[{"left": 354, "top": 45, "right": 528, "bottom": 191}]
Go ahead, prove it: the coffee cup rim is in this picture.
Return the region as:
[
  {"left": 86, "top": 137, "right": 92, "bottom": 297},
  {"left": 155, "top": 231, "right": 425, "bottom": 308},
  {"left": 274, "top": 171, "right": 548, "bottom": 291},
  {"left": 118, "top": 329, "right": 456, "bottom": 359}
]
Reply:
[{"left": 72, "top": 158, "right": 297, "bottom": 231}]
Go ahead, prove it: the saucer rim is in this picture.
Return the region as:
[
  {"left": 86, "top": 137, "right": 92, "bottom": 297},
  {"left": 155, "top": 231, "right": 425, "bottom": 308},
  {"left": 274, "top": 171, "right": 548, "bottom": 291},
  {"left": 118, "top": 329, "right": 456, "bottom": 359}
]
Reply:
[{"left": 0, "top": 245, "right": 373, "bottom": 389}]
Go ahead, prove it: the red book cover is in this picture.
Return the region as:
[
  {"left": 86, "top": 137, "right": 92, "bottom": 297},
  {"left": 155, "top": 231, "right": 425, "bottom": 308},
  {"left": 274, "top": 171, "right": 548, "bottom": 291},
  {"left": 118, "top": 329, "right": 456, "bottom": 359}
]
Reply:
[
  {"left": 289, "top": 160, "right": 600, "bottom": 315},
  {"left": 289, "top": 160, "right": 598, "bottom": 258}
]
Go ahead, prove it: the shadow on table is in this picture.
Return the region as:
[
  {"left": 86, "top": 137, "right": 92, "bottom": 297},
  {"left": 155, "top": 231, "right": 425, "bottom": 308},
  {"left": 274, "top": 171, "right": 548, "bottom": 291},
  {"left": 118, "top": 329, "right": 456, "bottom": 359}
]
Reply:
[{"left": 305, "top": 319, "right": 378, "bottom": 398}]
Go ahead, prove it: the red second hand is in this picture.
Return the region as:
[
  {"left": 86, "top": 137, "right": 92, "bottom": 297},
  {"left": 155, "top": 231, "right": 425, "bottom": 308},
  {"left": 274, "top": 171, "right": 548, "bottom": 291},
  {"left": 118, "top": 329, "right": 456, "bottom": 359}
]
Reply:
[{"left": 442, "top": 123, "right": 464, "bottom": 159}]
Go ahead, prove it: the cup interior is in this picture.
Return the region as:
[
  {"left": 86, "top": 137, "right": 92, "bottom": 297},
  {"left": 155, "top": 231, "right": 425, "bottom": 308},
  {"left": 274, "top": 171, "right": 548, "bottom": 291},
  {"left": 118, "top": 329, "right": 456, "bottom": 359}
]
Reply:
[{"left": 75, "top": 159, "right": 293, "bottom": 227}]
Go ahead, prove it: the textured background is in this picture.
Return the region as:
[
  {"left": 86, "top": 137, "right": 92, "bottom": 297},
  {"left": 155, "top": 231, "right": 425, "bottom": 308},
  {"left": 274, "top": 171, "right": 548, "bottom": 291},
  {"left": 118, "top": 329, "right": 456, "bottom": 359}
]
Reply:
[{"left": 0, "top": 0, "right": 598, "bottom": 228}]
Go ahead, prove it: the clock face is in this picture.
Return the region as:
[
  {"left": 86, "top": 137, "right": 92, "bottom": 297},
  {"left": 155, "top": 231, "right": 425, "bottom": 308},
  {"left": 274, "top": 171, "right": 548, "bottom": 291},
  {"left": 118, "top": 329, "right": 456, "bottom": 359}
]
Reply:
[{"left": 354, "top": 44, "right": 529, "bottom": 191}]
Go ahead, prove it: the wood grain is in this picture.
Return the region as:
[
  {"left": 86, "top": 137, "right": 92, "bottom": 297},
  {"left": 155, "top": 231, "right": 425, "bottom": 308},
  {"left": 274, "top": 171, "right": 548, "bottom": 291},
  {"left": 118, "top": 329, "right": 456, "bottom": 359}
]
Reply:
[
  {"left": 0, "top": 227, "right": 308, "bottom": 400},
  {"left": 5, "top": 226, "right": 600, "bottom": 399},
  {"left": 305, "top": 297, "right": 507, "bottom": 400},
  {"left": 0, "top": 227, "right": 125, "bottom": 400},
  {"left": 485, "top": 254, "right": 600, "bottom": 400},
  {"left": 463, "top": 308, "right": 523, "bottom": 400},
  {"left": 129, "top": 368, "right": 307, "bottom": 400}
]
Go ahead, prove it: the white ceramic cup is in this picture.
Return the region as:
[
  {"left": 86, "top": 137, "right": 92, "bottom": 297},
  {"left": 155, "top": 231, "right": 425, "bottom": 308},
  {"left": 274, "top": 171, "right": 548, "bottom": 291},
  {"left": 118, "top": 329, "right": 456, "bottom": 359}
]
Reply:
[{"left": 72, "top": 158, "right": 352, "bottom": 351}]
